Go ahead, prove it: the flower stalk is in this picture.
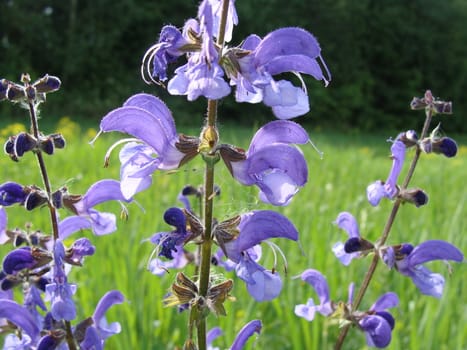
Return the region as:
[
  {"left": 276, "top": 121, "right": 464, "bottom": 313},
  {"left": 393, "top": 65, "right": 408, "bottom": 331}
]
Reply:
[{"left": 334, "top": 100, "right": 435, "bottom": 350}]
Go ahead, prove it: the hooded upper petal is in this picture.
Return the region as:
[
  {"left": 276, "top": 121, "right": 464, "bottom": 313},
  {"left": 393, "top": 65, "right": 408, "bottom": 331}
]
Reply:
[
  {"left": 359, "top": 315, "right": 392, "bottom": 348},
  {"left": 407, "top": 240, "right": 464, "bottom": 266},
  {"left": 299, "top": 269, "right": 332, "bottom": 313},
  {"left": 224, "top": 210, "right": 298, "bottom": 262},
  {"left": 0, "top": 299, "right": 40, "bottom": 342},
  {"left": 230, "top": 319, "right": 262, "bottom": 350},
  {"left": 335, "top": 212, "right": 360, "bottom": 238},
  {"left": 370, "top": 292, "right": 399, "bottom": 312}
]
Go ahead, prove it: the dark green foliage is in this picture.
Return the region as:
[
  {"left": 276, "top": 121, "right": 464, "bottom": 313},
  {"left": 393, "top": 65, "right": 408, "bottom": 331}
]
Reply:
[{"left": 1, "top": 0, "right": 466, "bottom": 132}]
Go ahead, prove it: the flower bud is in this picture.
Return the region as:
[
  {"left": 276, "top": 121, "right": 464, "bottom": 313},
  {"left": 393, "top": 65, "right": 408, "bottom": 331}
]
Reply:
[
  {"left": 33, "top": 74, "right": 61, "bottom": 93},
  {"left": 396, "top": 130, "right": 418, "bottom": 147},
  {"left": 399, "top": 188, "right": 428, "bottom": 207}
]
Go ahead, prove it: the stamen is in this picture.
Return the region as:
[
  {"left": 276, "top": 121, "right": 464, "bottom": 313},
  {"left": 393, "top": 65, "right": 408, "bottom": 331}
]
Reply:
[
  {"left": 103, "top": 138, "right": 140, "bottom": 167},
  {"left": 307, "top": 139, "right": 324, "bottom": 159},
  {"left": 264, "top": 241, "right": 289, "bottom": 274}
]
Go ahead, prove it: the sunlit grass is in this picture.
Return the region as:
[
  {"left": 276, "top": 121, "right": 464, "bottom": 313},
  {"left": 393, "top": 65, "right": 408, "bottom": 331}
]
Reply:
[{"left": 0, "top": 118, "right": 465, "bottom": 350}]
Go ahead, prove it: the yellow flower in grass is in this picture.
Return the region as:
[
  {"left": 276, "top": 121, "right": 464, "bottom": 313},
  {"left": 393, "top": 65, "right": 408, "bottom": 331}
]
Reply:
[
  {"left": 0, "top": 123, "right": 26, "bottom": 138},
  {"left": 55, "top": 116, "right": 81, "bottom": 142}
]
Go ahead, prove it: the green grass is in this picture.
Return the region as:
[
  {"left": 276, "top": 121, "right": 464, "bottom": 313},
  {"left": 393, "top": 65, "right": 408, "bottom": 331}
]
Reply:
[{"left": 0, "top": 119, "right": 465, "bottom": 350}]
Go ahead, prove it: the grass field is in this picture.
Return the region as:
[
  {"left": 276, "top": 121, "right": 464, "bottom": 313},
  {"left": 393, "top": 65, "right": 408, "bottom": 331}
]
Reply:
[{"left": 0, "top": 116, "right": 465, "bottom": 350}]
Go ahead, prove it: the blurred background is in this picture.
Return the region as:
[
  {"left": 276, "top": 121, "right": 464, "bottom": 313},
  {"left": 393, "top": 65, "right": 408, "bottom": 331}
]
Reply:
[{"left": 1, "top": 0, "right": 466, "bottom": 132}]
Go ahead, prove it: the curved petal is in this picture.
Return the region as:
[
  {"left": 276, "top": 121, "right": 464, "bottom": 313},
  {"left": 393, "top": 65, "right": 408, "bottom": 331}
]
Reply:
[
  {"left": 93, "top": 290, "right": 125, "bottom": 324},
  {"left": 300, "top": 269, "right": 331, "bottom": 308},
  {"left": 0, "top": 299, "right": 40, "bottom": 341},
  {"left": 82, "top": 180, "right": 129, "bottom": 209},
  {"left": 371, "top": 292, "right": 399, "bottom": 312},
  {"left": 123, "top": 93, "right": 176, "bottom": 137},
  {"left": 235, "top": 257, "right": 283, "bottom": 301},
  {"left": 257, "top": 170, "right": 300, "bottom": 206},
  {"left": 248, "top": 120, "right": 309, "bottom": 154},
  {"left": 264, "top": 55, "right": 324, "bottom": 79},
  {"left": 335, "top": 212, "right": 360, "bottom": 238},
  {"left": 100, "top": 106, "right": 171, "bottom": 154},
  {"left": 267, "top": 83, "right": 310, "bottom": 119},
  {"left": 294, "top": 298, "right": 317, "bottom": 321},
  {"left": 409, "top": 265, "right": 445, "bottom": 298},
  {"left": 408, "top": 240, "right": 464, "bottom": 266},
  {"left": 58, "top": 216, "right": 93, "bottom": 240},
  {"left": 224, "top": 210, "right": 298, "bottom": 262},
  {"left": 206, "top": 326, "right": 223, "bottom": 347},
  {"left": 88, "top": 210, "right": 117, "bottom": 236},
  {"left": 360, "top": 315, "right": 392, "bottom": 348},
  {"left": 230, "top": 320, "right": 262, "bottom": 350},
  {"left": 2, "top": 247, "right": 35, "bottom": 274},
  {"left": 247, "top": 144, "right": 307, "bottom": 187},
  {"left": 254, "top": 28, "right": 321, "bottom": 67},
  {"left": 367, "top": 180, "right": 386, "bottom": 206}
]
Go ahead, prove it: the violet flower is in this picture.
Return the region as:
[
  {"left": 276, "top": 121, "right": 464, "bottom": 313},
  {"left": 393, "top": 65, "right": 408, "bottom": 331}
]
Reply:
[
  {"left": 147, "top": 208, "right": 190, "bottom": 275},
  {"left": 332, "top": 212, "right": 375, "bottom": 265},
  {"left": 359, "top": 292, "right": 399, "bottom": 348},
  {"left": 223, "top": 210, "right": 298, "bottom": 301},
  {"left": 0, "top": 206, "right": 7, "bottom": 244},
  {"left": 367, "top": 140, "right": 405, "bottom": 206},
  {"left": 167, "top": 2, "right": 231, "bottom": 100},
  {"left": 223, "top": 120, "right": 309, "bottom": 206},
  {"left": 70, "top": 179, "right": 130, "bottom": 235},
  {"left": 44, "top": 240, "right": 77, "bottom": 321},
  {"left": 230, "top": 319, "right": 262, "bottom": 350},
  {"left": 294, "top": 269, "right": 333, "bottom": 321},
  {"left": 205, "top": 0, "right": 238, "bottom": 43},
  {"left": 80, "top": 290, "right": 124, "bottom": 349},
  {"left": 0, "top": 181, "right": 27, "bottom": 206},
  {"left": 230, "top": 27, "right": 331, "bottom": 119},
  {"left": 0, "top": 299, "right": 40, "bottom": 346},
  {"left": 96, "top": 93, "right": 197, "bottom": 199},
  {"left": 383, "top": 240, "right": 464, "bottom": 298}
]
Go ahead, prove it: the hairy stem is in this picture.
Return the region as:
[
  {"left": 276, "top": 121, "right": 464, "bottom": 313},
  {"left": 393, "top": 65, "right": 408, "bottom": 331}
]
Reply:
[
  {"left": 334, "top": 106, "right": 434, "bottom": 350},
  {"left": 28, "top": 101, "right": 77, "bottom": 350}
]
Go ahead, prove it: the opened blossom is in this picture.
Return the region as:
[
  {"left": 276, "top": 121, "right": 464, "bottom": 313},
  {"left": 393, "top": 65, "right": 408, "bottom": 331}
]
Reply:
[
  {"left": 222, "top": 210, "right": 298, "bottom": 301},
  {"left": 367, "top": 140, "right": 405, "bottom": 206},
  {"left": 97, "top": 94, "right": 198, "bottom": 199},
  {"left": 382, "top": 240, "right": 464, "bottom": 298},
  {"left": 223, "top": 120, "right": 309, "bottom": 206}
]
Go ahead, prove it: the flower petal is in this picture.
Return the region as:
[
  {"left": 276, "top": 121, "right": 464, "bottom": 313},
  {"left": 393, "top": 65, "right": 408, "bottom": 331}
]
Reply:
[
  {"left": 224, "top": 210, "right": 298, "bottom": 262},
  {"left": 371, "top": 292, "right": 399, "bottom": 312},
  {"left": 0, "top": 300, "right": 40, "bottom": 341},
  {"left": 81, "top": 180, "right": 129, "bottom": 209},
  {"left": 230, "top": 320, "right": 262, "bottom": 350},
  {"left": 100, "top": 106, "right": 171, "bottom": 154},
  {"left": 408, "top": 240, "right": 464, "bottom": 266},
  {"left": 335, "top": 212, "right": 360, "bottom": 238},
  {"left": 300, "top": 269, "right": 331, "bottom": 309},
  {"left": 249, "top": 120, "right": 309, "bottom": 154},
  {"left": 58, "top": 216, "right": 93, "bottom": 240},
  {"left": 360, "top": 315, "right": 392, "bottom": 348}
]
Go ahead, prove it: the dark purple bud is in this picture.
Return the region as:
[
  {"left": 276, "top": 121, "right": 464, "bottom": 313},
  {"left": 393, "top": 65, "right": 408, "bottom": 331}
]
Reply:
[
  {"left": 0, "top": 181, "right": 27, "bottom": 206},
  {"left": 25, "top": 85, "right": 36, "bottom": 100},
  {"left": 50, "top": 134, "right": 66, "bottom": 149},
  {"left": 344, "top": 237, "right": 374, "bottom": 253},
  {"left": 395, "top": 243, "right": 414, "bottom": 259},
  {"left": 397, "top": 130, "right": 418, "bottom": 147},
  {"left": 433, "top": 101, "right": 452, "bottom": 114},
  {"left": 432, "top": 137, "right": 457, "bottom": 158},
  {"left": 36, "top": 277, "right": 49, "bottom": 291},
  {"left": 1, "top": 278, "right": 18, "bottom": 290},
  {"left": 14, "top": 132, "right": 37, "bottom": 157},
  {"left": 6, "top": 83, "right": 26, "bottom": 101},
  {"left": 2, "top": 247, "right": 36, "bottom": 274},
  {"left": 0, "top": 79, "right": 9, "bottom": 100},
  {"left": 24, "top": 190, "right": 49, "bottom": 211},
  {"left": 33, "top": 75, "right": 61, "bottom": 93},
  {"left": 181, "top": 185, "right": 200, "bottom": 196},
  {"left": 399, "top": 188, "right": 429, "bottom": 207},
  {"left": 40, "top": 138, "right": 55, "bottom": 155},
  {"left": 163, "top": 207, "right": 187, "bottom": 233},
  {"left": 410, "top": 96, "right": 426, "bottom": 110}
]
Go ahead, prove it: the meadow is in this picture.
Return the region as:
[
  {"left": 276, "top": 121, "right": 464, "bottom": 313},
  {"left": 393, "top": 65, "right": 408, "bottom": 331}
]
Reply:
[{"left": 0, "top": 116, "right": 465, "bottom": 350}]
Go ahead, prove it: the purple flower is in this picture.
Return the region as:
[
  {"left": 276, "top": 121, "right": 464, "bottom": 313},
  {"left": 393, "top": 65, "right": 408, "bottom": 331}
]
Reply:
[
  {"left": 167, "top": 2, "right": 231, "bottom": 100},
  {"left": 383, "top": 240, "right": 464, "bottom": 298},
  {"left": 230, "top": 319, "right": 262, "bottom": 350},
  {"left": 97, "top": 94, "right": 196, "bottom": 199},
  {"left": 44, "top": 240, "right": 77, "bottom": 321},
  {"left": 223, "top": 210, "right": 298, "bottom": 301},
  {"left": 359, "top": 292, "right": 399, "bottom": 348},
  {"left": 204, "top": 0, "right": 238, "bottom": 43},
  {"left": 0, "top": 207, "right": 7, "bottom": 244},
  {"left": 224, "top": 120, "right": 309, "bottom": 206},
  {"left": 230, "top": 27, "right": 331, "bottom": 118},
  {"left": 367, "top": 140, "right": 406, "bottom": 206},
  {"left": 332, "top": 212, "right": 375, "bottom": 265},
  {"left": 80, "top": 290, "right": 124, "bottom": 349},
  {"left": 294, "top": 269, "right": 333, "bottom": 321},
  {"left": 0, "top": 299, "right": 40, "bottom": 345},
  {"left": 0, "top": 181, "right": 27, "bottom": 206},
  {"left": 70, "top": 179, "right": 130, "bottom": 235},
  {"left": 2, "top": 246, "right": 38, "bottom": 274}
]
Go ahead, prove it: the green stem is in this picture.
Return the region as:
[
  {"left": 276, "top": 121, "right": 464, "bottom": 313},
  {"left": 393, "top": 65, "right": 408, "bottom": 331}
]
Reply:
[
  {"left": 334, "top": 106, "right": 434, "bottom": 350},
  {"left": 28, "top": 101, "right": 77, "bottom": 350}
]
